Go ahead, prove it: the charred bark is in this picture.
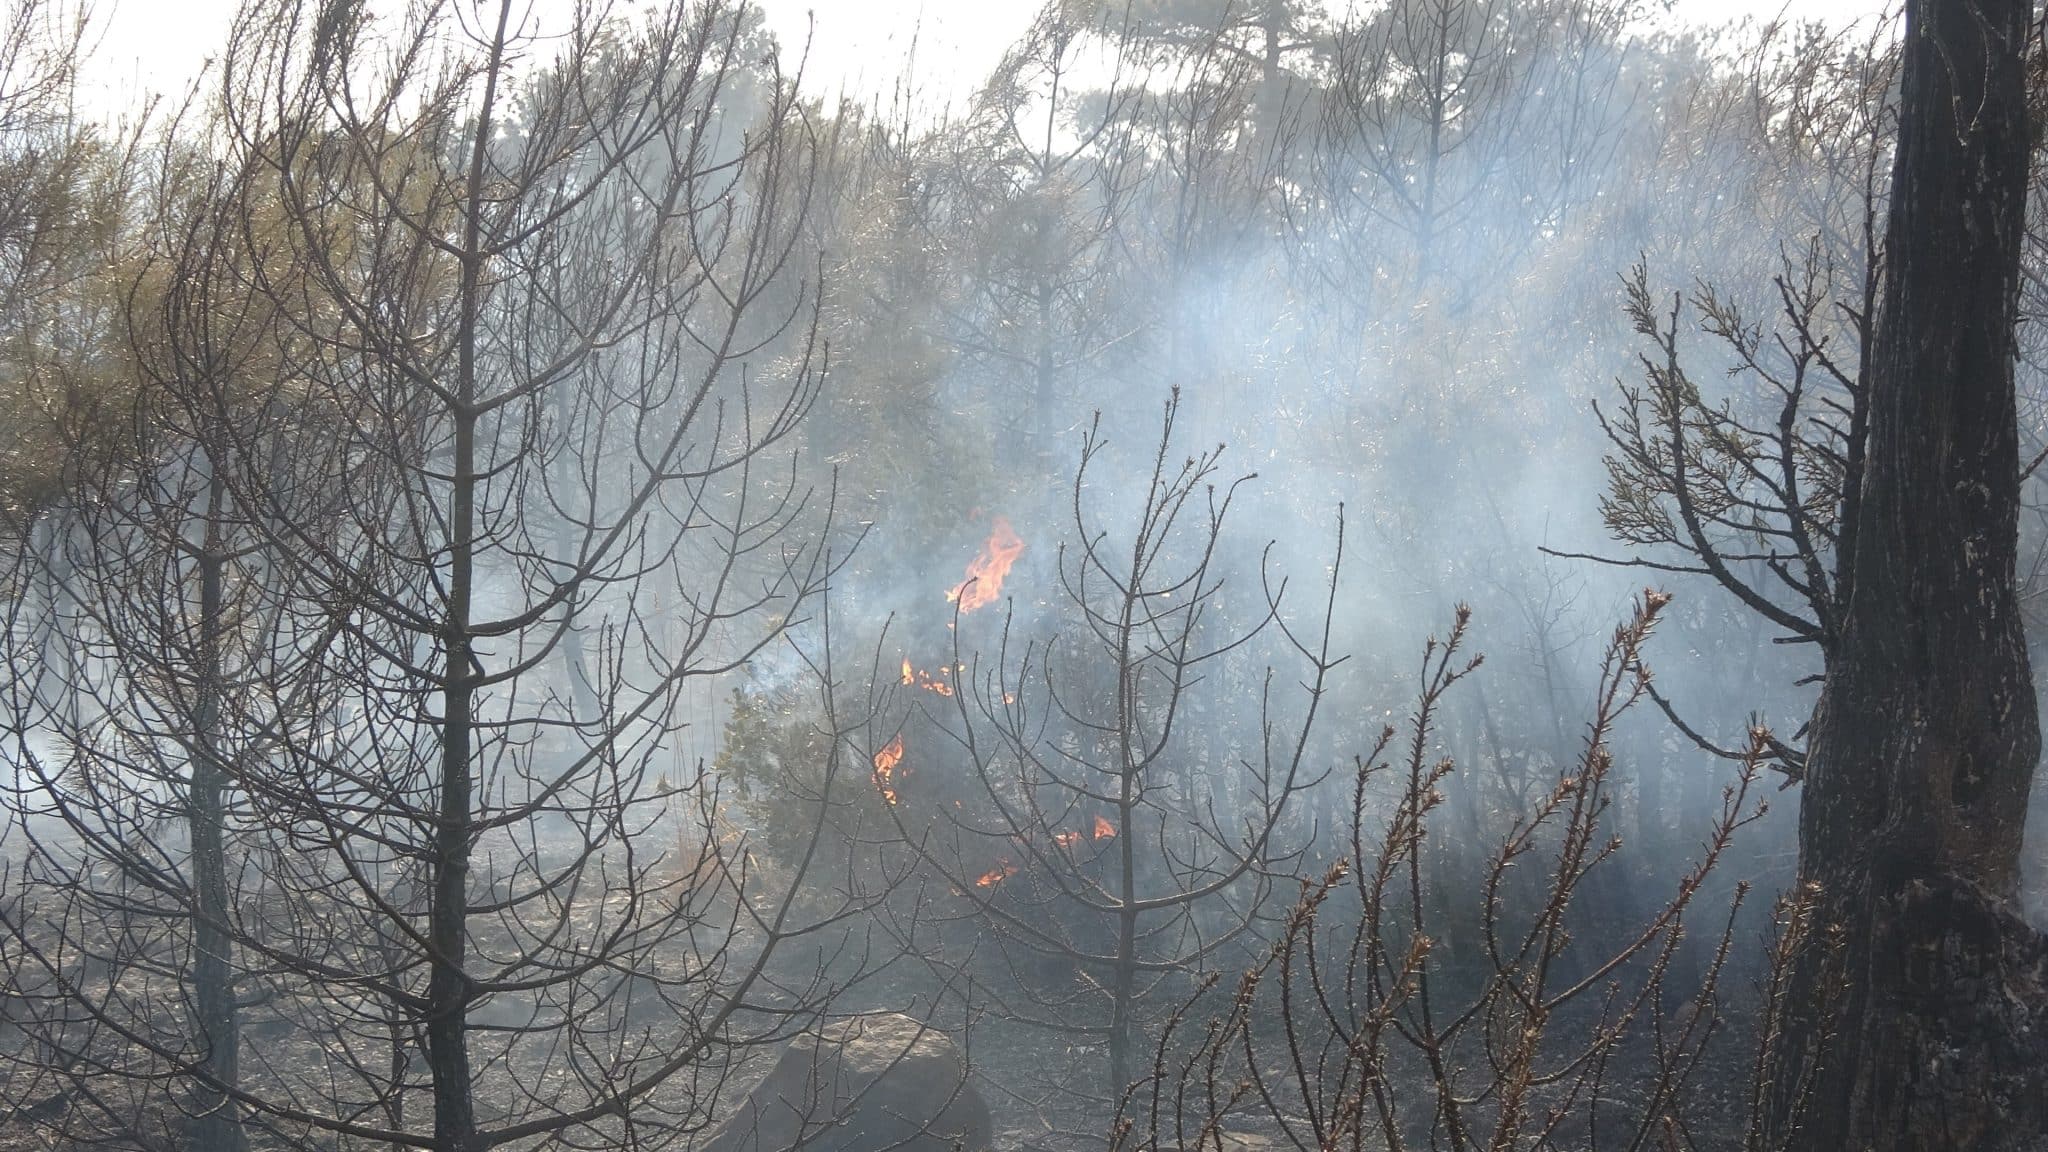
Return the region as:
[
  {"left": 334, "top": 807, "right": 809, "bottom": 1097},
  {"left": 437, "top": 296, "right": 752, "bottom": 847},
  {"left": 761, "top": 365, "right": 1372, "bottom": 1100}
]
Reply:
[
  {"left": 1767, "top": 1, "right": 2048, "bottom": 1147},
  {"left": 188, "top": 463, "right": 244, "bottom": 1152}
]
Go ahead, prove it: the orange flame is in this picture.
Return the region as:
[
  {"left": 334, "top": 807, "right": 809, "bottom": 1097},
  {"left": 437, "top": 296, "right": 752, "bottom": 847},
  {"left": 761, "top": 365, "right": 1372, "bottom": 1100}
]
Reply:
[
  {"left": 974, "top": 859, "right": 1019, "bottom": 888},
  {"left": 1053, "top": 830, "right": 1082, "bottom": 849},
  {"left": 901, "top": 661, "right": 958, "bottom": 697},
  {"left": 1093, "top": 815, "right": 1117, "bottom": 841},
  {"left": 872, "top": 733, "right": 906, "bottom": 805},
  {"left": 947, "top": 518, "right": 1025, "bottom": 614}
]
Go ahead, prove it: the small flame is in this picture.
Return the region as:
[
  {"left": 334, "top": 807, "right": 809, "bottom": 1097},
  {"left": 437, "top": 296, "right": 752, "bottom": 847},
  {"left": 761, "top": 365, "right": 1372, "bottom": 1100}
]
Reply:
[
  {"left": 872, "top": 733, "right": 906, "bottom": 805},
  {"left": 1093, "top": 815, "right": 1117, "bottom": 841},
  {"left": 974, "top": 859, "right": 1019, "bottom": 888},
  {"left": 947, "top": 518, "right": 1025, "bottom": 614},
  {"left": 901, "top": 661, "right": 957, "bottom": 697},
  {"left": 1053, "top": 830, "right": 1082, "bottom": 849}
]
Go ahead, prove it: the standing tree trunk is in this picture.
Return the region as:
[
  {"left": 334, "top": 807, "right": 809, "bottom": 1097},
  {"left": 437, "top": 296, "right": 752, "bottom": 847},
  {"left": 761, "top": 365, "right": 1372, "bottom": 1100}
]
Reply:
[
  {"left": 1768, "top": 0, "right": 2048, "bottom": 1147},
  {"left": 188, "top": 461, "right": 244, "bottom": 1152},
  {"left": 420, "top": 9, "right": 507, "bottom": 1144}
]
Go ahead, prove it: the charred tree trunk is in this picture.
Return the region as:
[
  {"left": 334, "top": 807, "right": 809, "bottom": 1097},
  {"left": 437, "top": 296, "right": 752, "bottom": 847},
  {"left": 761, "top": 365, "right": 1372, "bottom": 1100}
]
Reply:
[
  {"left": 1767, "top": 1, "right": 2048, "bottom": 1147},
  {"left": 188, "top": 463, "right": 244, "bottom": 1152},
  {"left": 421, "top": 11, "right": 512, "bottom": 1148}
]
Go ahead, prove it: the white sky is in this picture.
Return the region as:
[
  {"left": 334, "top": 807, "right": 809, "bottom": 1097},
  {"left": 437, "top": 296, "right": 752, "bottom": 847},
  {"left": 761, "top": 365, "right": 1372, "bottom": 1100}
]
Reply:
[{"left": 76, "top": 0, "right": 1889, "bottom": 124}]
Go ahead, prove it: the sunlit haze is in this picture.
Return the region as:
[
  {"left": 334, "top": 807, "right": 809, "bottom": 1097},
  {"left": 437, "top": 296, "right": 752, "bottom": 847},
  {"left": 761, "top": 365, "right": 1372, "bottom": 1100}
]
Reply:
[
  {"left": 13, "top": 0, "right": 2044, "bottom": 1148},
  {"left": 77, "top": 0, "right": 1889, "bottom": 120}
]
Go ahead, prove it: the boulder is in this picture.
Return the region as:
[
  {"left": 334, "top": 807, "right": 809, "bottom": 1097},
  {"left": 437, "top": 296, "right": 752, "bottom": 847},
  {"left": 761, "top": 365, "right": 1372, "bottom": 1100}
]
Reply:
[{"left": 700, "top": 1014, "right": 993, "bottom": 1152}]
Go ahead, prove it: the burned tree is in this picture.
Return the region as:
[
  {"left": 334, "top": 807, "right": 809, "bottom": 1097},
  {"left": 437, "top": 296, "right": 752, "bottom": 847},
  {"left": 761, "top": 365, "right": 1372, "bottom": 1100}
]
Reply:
[
  {"left": 933, "top": 6, "right": 1148, "bottom": 468},
  {"left": 0, "top": 2, "right": 882, "bottom": 1149},
  {"left": 0, "top": 148, "right": 314, "bottom": 1152},
  {"left": 1569, "top": 14, "right": 1900, "bottom": 774},
  {"left": 880, "top": 391, "right": 1341, "bottom": 1103},
  {"left": 200, "top": 2, "right": 855, "bottom": 1146},
  {"left": 1117, "top": 597, "right": 1775, "bottom": 1152},
  {"left": 1583, "top": 0, "right": 2047, "bottom": 1146},
  {"left": 1763, "top": 0, "right": 2046, "bottom": 1146}
]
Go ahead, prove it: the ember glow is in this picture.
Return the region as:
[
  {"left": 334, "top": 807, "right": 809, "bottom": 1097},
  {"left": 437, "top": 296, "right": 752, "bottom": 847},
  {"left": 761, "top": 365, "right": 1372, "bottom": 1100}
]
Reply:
[
  {"left": 872, "top": 733, "right": 906, "bottom": 805},
  {"left": 946, "top": 518, "right": 1025, "bottom": 614},
  {"left": 974, "top": 859, "right": 1019, "bottom": 888}
]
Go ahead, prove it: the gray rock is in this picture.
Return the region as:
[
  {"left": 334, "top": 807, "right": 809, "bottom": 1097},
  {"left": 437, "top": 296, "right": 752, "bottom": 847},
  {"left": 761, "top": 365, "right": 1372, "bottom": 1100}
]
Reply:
[{"left": 701, "top": 1014, "right": 993, "bottom": 1152}]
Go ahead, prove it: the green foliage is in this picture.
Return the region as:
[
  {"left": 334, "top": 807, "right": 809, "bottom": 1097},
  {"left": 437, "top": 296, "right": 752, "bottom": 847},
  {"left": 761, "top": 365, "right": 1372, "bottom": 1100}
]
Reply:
[{"left": 715, "top": 684, "right": 867, "bottom": 870}]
